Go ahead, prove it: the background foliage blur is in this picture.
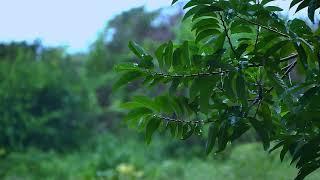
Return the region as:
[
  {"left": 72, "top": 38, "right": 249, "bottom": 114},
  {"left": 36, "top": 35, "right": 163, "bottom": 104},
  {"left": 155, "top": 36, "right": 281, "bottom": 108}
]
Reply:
[{"left": 0, "top": 4, "right": 319, "bottom": 180}]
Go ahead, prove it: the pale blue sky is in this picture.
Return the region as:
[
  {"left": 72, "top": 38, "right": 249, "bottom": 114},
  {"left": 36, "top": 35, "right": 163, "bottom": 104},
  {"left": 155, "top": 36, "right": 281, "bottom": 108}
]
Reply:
[
  {"left": 0, "top": 0, "right": 172, "bottom": 53},
  {"left": 0, "top": 0, "right": 316, "bottom": 53}
]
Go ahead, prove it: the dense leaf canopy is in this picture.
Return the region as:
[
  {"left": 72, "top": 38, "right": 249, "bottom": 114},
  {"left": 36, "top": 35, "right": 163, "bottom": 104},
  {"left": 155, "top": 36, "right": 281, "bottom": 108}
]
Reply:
[{"left": 115, "top": 0, "right": 320, "bottom": 179}]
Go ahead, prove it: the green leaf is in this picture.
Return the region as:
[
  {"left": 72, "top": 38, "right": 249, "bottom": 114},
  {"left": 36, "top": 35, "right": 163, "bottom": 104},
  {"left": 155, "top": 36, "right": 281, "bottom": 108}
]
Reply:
[
  {"left": 290, "top": 0, "right": 304, "bottom": 8},
  {"left": 289, "top": 19, "right": 313, "bottom": 36},
  {"left": 155, "top": 96, "right": 174, "bottom": 114},
  {"left": 171, "top": 0, "right": 178, "bottom": 5},
  {"left": 261, "top": 0, "right": 276, "bottom": 6},
  {"left": 183, "top": 0, "right": 213, "bottom": 9},
  {"left": 267, "top": 72, "right": 286, "bottom": 94},
  {"left": 145, "top": 117, "right": 161, "bottom": 144},
  {"left": 125, "top": 108, "right": 153, "bottom": 126},
  {"left": 269, "top": 140, "right": 285, "bottom": 153},
  {"left": 169, "top": 79, "right": 180, "bottom": 95},
  {"left": 192, "top": 6, "right": 219, "bottom": 21},
  {"left": 299, "top": 86, "right": 319, "bottom": 105},
  {"left": 199, "top": 77, "right": 216, "bottom": 113},
  {"left": 113, "top": 71, "right": 142, "bottom": 90},
  {"left": 265, "top": 6, "right": 283, "bottom": 12},
  {"left": 164, "top": 41, "right": 174, "bottom": 68},
  {"left": 128, "top": 41, "right": 154, "bottom": 68},
  {"left": 177, "top": 123, "right": 184, "bottom": 139},
  {"left": 114, "top": 63, "right": 139, "bottom": 72},
  {"left": 155, "top": 43, "right": 167, "bottom": 69},
  {"left": 308, "top": 0, "right": 318, "bottom": 23},
  {"left": 128, "top": 41, "right": 149, "bottom": 60},
  {"left": 295, "top": 161, "right": 320, "bottom": 180},
  {"left": 196, "top": 29, "right": 221, "bottom": 43},
  {"left": 224, "top": 72, "right": 236, "bottom": 98},
  {"left": 265, "top": 40, "right": 290, "bottom": 57},
  {"left": 181, "top": 41, "right": 191, "bottom": 67},
  {"left": 168, "top": 122, "right": 177, "bottom": 137},
  {"left": 172, "top": 48, "right": 182, "bottom": 68},
  {"left": 133, "top": 96, "right": 160, "bottom": 112},
  {"left": 192, "top": 18, "right": 220, "bottom": 32},
  {"left": 230, "top": 121, "right": 250, "bottom": 141},
  {"left": 249, "top": 117, "right": 270, "bottom": 150},
  {"left": 212, "top": 33, "right": 226, "bottom": 51},
  {"left": 189, "top": 79, "right": 200, "bottom": 102},
  {"left": 259, "top": 103, "right": 272, "bottom": 122},
  {"left": 182, "top": 123, "right": 194, "bottom": 140},
  {"left": 120, "top": 102, "right": 147, "bottom": 110},
  {"left": 235, "top": 73, "right": 248, "bottom": 107},
  {"left": 295, "top": 43, "right": 308, "bottom": 71},
  {"left": 296, "top": 0, "right": 311, "bottom": 13},
  {"left": 206, "top": 123, "right": 219, "bottom": 155},
  {"left": 230, "top": 25, "right": 253, "bottom": 34},
  {"left": 217, "top": 121, "right": 229, "bottom": 153},
  {"left": 280, "top": 144, "right": 289, "bottom": 162}
]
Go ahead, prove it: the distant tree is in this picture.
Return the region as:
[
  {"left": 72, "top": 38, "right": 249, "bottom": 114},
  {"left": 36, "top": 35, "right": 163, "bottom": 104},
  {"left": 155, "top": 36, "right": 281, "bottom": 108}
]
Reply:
[
  {"left": 0, "top": 41, "right": 40, "bottom": 62},
  {"left": 0, "top": 42, "right": 98, "bottom": 151},
  {"left": 115, "top": 0, "right": 320, "bottom": 179}
]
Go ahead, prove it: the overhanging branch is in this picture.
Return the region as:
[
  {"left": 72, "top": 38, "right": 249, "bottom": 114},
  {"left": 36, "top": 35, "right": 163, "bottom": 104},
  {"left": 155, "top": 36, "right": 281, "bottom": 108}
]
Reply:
[
  {"left": 145, "top": 70, "right": 229, "bottom": 78},
  {"left": 153, "top": 114, "right": 206, "bottom": 125}
]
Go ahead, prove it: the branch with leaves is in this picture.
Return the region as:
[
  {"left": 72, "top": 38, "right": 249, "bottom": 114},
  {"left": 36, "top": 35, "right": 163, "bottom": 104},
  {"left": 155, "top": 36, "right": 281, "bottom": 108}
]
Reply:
[{"left": 115, "top": 0, "right": 320, "bottom": 179}]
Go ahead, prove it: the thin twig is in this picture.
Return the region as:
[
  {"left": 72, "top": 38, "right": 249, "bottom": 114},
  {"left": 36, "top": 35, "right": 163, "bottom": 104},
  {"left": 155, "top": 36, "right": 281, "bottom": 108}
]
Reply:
[
  {"left": 281, "top": 59, "right": 297, "bottom": 71},
  {"left": 219, "top": 13, "right": 236, "bottom": 55},
  {"left": 282, "top": 60, "right": 297, "bottom": 79},
  {"left": 279, "top": 54, "right": 298, "bottom": 62},
  {"left": 247, "top": 54, "right": 298, "bottom": 68}
]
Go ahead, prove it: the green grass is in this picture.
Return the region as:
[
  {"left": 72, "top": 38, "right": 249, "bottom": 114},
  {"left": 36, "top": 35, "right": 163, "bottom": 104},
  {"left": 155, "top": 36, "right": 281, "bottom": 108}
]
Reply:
[{"left": 0, "top": 132, "right": 319, "bottom": 180}]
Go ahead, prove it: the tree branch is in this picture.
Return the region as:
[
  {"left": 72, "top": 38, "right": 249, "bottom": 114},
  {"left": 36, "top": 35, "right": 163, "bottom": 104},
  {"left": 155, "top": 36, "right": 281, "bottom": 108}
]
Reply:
[
  {"left": 145, "top": 70, "right": 229, "bottom": 78},
  {"left": 153, "top": 114, "right": 206, "bottom": 125},
  {"left": 219, "top": 13, "right": 236, "bottom": 55}
]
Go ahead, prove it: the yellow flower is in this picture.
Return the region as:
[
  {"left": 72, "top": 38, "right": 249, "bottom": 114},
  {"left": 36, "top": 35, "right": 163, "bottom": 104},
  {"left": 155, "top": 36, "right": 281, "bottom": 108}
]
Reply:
[{"left": 116, "top": 163, "right": 135, "bottom": 175}]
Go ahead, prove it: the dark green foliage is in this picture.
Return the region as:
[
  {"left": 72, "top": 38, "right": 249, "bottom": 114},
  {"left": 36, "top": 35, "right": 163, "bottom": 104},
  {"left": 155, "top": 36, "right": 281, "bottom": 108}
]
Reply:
[
  {"left": 116, "top": 0, "right": 320, "bottom": 179},
  {"left": 0, "top": 43, "right": 98, "bottom": 151}
]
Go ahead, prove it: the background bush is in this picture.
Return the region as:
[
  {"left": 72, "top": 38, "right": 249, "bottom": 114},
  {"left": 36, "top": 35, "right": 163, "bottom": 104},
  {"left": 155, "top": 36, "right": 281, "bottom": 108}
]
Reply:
[{"left": 0, "top": 44, "right": 99, "bottom": 151}]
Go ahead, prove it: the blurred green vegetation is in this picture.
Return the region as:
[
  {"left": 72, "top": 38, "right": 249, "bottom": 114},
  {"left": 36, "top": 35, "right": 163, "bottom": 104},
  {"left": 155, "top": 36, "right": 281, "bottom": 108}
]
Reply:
[
  {"left": 0, "top": 6, "right": 319, "bottom": 180},
  {"left": 1, "top": 132, "right": 320, "bottom": 180}
]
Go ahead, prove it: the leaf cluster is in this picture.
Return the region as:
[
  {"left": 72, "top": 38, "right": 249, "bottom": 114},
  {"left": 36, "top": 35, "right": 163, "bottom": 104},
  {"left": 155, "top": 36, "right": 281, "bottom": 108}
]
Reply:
[{"left": 115, "top": 0, "right": 320, "bottom": 179}]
